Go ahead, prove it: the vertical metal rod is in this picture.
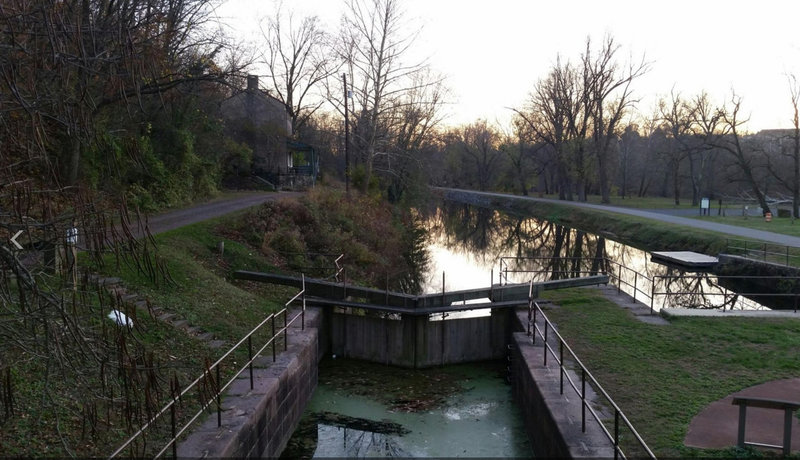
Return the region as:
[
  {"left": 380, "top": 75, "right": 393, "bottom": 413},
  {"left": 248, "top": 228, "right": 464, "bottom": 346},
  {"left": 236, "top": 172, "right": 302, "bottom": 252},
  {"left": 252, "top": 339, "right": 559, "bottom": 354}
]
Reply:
[
  {"left": 784, "top": 407, "right": 793, "bottom": 455},
  {"left": 283, "top": 309, "right": 288, "bottom": 351},
  {"left": 385, "top": 273, "right": 389, "bottom": 306},
  {"left": 301, "top": 274, "right": 306, "bottom": 330},
  {"left": 614, "top": 410, "right": 620, "bottom": 460},
  {"left": 216, "top": 365, "right": 222, "bottom": 427},
  {"left": 171, "top": 402, "right": 177, "bottom": 458},
  {"left": 581, "top": 368, "right": 586, "bottom": 433},
  {"left": 633, "top": 272, "right": 638, "bottom": 303},
  {"left": 490, "top": 269, "right": 494, "bottom": 300},
  {"left": 617, "top": 265, "right": 622, "bottom": 294},
  {"left": 442, "top": 272, "right": 445, "bottom": 308},
  {"left": 559, "top": 340, "right": 564, "bottom": 395},
  {"left": 271, "top": 315, "right": 276, "bottom": 362},
  {"left": 532, "top": 306, "right": 537, "bottom": 344},
  {"left": 543, "top": 321, "right": 548, "bottom": 366},
  {"left": 248, "top": 336, "right": 254, "bottom": 390},
  {"left": 527, "top": 299, "right": 532, "bottom": 336}
]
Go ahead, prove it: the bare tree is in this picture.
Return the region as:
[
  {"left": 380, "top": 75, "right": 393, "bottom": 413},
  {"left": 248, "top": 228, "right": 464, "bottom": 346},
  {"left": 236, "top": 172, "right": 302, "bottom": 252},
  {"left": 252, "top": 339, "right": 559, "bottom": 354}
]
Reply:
[
  {"left": 260, "top": 4, "right": 333, "bottom": 135},
  {"left": 715, "top": 94, "right": 771, "bottom": 214},
  {"left": 583, "top": 36, "right": 649, "bottom": 203},
  {"left": 658, "top": 90, "right": 695, "bottom": 205},
  {"left": 455, "top": 120, "right": 504, "bottom": 191},
  {"left": 517, "top": 57, "right": 579, "bottom": 200},
  {"left": 786, "top": 74, "right": 800, "bottom": 217},
  {"left": 334, "top": 0, "right": 440, "bottom": 193}
]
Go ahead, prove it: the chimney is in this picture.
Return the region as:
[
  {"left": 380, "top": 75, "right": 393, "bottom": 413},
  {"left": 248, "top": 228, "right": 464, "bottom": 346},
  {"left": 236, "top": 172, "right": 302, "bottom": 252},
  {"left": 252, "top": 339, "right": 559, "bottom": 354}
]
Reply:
[{"left": 247, "top": 75, "right": 258, "bottom": 91}]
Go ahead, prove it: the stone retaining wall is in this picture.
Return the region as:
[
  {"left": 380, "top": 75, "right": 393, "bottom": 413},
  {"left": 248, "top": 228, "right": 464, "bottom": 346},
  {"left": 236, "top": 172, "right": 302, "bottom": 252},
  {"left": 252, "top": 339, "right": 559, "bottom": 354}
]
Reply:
[
  {"left": 510, "top": 311, "right": 615, "bottom": 458},
  {"left": 177, "top": 308, "right": 325, "bottom": 458}
]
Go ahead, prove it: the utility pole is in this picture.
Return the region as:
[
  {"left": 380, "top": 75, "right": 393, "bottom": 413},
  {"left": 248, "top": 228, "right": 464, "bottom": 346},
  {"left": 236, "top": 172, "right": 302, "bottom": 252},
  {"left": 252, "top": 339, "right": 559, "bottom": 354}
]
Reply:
[{"left": 342, "top": 73, "right": 350, "bottom": 195}]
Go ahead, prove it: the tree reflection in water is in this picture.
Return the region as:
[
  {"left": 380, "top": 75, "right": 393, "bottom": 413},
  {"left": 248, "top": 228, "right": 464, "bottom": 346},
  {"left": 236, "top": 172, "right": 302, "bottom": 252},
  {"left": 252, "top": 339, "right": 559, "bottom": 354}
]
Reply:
[{"left": 416, "top": 201, "right": 768, "bottom": 311}]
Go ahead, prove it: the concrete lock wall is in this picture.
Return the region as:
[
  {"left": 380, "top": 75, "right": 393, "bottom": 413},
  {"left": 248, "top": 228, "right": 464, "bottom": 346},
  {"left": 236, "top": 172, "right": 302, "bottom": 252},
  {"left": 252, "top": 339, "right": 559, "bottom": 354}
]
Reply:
[
  {"left": 177, "top": 308, "right": 326, "bottom": 458},
  {"left": 329, "top": 309, "right": 511, "bottom": 368},
  {"left": 176, "top": 304, "right": 616, "bottom": 459}
]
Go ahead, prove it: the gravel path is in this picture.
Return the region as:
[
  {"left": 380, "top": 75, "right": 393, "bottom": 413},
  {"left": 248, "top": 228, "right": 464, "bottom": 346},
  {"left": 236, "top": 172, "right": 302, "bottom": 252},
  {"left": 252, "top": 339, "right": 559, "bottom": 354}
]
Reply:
[
  {"left": 438, "top": 188, "right": 800, "bottom": 248},
  {"left": 135, "top": 191, "right": 301, "bottom": 236}
]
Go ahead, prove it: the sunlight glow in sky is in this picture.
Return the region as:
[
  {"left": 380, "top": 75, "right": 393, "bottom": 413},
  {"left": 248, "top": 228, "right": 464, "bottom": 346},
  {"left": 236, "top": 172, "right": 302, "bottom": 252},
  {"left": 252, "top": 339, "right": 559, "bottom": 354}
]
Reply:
[{"left": 216, "top": 0, "right": 800, "bottom": 132}]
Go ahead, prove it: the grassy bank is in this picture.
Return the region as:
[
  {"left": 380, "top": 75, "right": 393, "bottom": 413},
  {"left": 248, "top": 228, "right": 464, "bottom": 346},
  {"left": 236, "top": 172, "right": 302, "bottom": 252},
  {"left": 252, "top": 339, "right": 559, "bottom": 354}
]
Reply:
[
  {"left": 541, "top": 288, "right": 800, "bottom": 457},
  {"left": 3, "top": 188, "right": 423, "bottom": 457}
]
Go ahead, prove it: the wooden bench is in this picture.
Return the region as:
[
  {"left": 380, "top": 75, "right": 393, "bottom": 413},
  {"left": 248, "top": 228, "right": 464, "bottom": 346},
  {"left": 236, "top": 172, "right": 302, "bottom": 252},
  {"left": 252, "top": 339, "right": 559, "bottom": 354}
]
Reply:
[{"left": 732, "top": 396, "right": 800, "bottom": 455}]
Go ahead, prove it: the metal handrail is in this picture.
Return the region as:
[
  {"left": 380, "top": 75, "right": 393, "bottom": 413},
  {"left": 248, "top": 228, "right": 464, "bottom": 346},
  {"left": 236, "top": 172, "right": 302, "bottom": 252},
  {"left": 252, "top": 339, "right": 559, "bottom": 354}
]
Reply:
[
  {"left": 499, "top": 256, "right": 654, "bottom": 312},
  {"left": 526, "top": 279, "right": 656, "bottom": 460},
  {"left": 652, "top": 274, "right": 800, "bottom": 312},
  {"left": 725, "top": 238, "right": 800, "bottom": 267},
  {"left": 109, "top": 275, "right": 307, "bottom": 458}
]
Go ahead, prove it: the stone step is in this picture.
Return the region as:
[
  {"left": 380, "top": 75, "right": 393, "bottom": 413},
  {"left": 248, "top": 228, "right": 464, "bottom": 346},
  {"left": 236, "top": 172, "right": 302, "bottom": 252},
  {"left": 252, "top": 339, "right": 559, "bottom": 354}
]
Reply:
[
  {"left": 171, "top": 319, "right": 190, "bottom": 329},
  {"left": 121, "top": 294, "right": 140, "bottom": 303},
  {"left": 158, "top": 312, "right": 176, "bottom": 322},
  {"left": 96, "top": 277, "right": 122, "bottom": 287},
  {"left": 207, "top": 340, "right": 226, "bottom": 349},
  {"left": 197, "top": 332, "right": 215, "bottom": 341}
]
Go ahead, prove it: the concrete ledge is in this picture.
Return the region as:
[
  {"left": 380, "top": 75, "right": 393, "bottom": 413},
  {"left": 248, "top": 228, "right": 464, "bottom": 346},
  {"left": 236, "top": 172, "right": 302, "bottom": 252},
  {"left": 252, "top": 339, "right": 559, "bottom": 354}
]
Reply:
[
  {"left": 511, "top": 307, "right": 616, "bottom": 459},
  {"left": 177, "top": 314, "right": 320, "bottom": 458}
]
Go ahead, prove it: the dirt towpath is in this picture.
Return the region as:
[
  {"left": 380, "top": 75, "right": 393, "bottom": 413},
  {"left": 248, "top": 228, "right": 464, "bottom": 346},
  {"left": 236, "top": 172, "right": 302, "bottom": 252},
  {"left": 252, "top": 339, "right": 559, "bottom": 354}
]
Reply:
[{"left": 438, "top": 188, "right": 800, "bottom": 248}]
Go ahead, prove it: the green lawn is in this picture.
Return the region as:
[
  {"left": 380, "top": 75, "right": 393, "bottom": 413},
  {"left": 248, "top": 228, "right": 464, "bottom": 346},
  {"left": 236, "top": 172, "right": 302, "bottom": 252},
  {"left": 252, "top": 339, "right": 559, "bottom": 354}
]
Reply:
[{"left": 541, "top": 288, "right": 800, "bottom": 458}]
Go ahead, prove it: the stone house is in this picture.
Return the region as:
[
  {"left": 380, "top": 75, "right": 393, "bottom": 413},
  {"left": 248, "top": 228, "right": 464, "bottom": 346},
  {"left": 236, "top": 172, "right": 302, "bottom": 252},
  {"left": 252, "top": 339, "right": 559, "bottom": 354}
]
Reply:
[{"left": 220, "top": 75, "right": 317, "bottom": 189}]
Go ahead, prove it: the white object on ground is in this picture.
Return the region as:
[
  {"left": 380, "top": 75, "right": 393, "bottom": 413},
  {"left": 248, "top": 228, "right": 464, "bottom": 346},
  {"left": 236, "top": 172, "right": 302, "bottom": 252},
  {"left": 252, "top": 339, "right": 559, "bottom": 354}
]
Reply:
[{"left": 108, "top": 309, "right": 133, "bottom": 328}]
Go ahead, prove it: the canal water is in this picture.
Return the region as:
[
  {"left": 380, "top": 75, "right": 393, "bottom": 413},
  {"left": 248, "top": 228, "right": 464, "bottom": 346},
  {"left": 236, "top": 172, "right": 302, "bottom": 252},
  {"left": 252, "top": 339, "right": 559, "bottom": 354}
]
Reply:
[
  {"left": 418, "top": 201, "right": 769, "bottom": 311},
  {"left": 281, "top": 359, "right": 533, "bottom": 458}
]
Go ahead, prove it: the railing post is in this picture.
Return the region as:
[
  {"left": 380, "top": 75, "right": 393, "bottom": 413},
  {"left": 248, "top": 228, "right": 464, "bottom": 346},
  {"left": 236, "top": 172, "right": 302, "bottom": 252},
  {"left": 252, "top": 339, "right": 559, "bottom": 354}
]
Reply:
[
  {"left": 559, "top": 339, "right": 564, "bottom": 395},
  {"left": 490, "top": 269, "right": 494, "bottom": 301},
  {"left": 543, "top": 321, "right": 548, "bottom": 366},
  {"left": 283, "top": 309, "right": 288, "bottom": 351},
  {"left": 301, "top": 274, "right": 306, "bottom": 330},
  {"left": 442, "top": 271, "right": 446, "bottom": 308},
  {"left": 581, "top": 368, "right": 586, "bottom": 433},
  {"left": 248, "top": 336, "right": 254, "bottom": 390},
  {"left": 532, "top": 306, "right": 537, "bottom": 344},
  {"left": 171, "top": 402, "right": 177, "bottom": 458},
  {"left": 614, "top": 409, "right": 620, "bottom": 460},
  {"left": 216, "top": 365, "right": 222, "bottom": 427},
  {"left": 617, "top": 265, "right": 622, "bottom": 294},
  {"left": 633, "top": 272, "right": 638, "bottom": 303},
  {"left": 271, "top": 315, "right": 276, "bottom": 362}
]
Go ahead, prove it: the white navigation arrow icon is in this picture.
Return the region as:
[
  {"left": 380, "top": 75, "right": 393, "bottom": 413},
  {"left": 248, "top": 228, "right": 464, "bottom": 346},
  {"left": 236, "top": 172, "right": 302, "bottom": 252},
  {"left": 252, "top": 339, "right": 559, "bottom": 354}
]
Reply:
[{"left": 10, "top": 230, "right": 23, "bottom": 250}]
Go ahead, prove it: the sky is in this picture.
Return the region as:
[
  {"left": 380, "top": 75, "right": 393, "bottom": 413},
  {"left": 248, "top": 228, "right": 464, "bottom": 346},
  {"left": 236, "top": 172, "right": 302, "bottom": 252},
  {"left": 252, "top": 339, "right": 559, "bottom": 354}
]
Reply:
[{"left": 214, "top": 0, "right": 800, "bottom": 132}]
